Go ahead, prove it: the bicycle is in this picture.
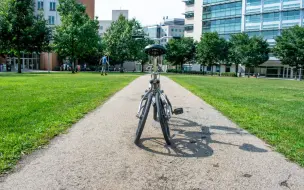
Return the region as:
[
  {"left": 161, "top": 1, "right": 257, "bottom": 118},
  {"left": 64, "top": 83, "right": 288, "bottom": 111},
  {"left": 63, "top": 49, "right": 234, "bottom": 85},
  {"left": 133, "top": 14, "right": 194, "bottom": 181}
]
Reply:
[{"left": 135, "top": 44, "right": 183, "bottom": 145}]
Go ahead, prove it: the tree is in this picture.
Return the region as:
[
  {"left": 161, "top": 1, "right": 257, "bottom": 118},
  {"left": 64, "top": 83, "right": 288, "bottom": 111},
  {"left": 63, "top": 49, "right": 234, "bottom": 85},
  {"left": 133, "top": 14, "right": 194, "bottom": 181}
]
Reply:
[
  {"left": 135, "top": 38, "right": 154, "bottom": 72},
  {"left": 130, "top": 27, "right": 154, "bottom": 72},
  {"left": 246, "top": 36, "right": 269, "bottom": 76},
  {"left": 103, "top": 16, "right": 144, "bottom": 72},
  {"left": 196, "top": 32, "right": 228, "bottom": 75},
  {"left": 82, "top": 39, "right": 104, "bottom": 69},
  {"left": 229, "top": 33, "right": 269, "bottom": 77},
  {"left": 228, "top": 33, "right": 251, "bottom": 76},
  {"left": 165, "top": 37, "right": 195, "bottom": 71},
  {"left": 53, "top": 0, "right": 100, "bottom": 73},
  {"left": 0, "top": 0, "right": 51, "bottom": 73},
  {"left": 273, "top": 25, "right": 304, "bottom": 80},
  {"left": 0, "top": 0, "right": 10, "bottom": 56}
]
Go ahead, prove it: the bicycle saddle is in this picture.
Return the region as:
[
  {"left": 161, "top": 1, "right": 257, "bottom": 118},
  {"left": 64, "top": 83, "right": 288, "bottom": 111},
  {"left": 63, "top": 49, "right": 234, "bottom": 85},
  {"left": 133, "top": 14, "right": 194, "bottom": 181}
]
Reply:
[{"left": 144, "top": 44, "right": 166, "bottom": 56}]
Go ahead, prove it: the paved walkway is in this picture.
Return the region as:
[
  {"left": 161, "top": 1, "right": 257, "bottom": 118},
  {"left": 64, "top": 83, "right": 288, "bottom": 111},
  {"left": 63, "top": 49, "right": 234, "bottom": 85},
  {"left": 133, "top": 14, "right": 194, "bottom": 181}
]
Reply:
[{"left": 1, "top": 75, "right": 304, "bottom": 190}]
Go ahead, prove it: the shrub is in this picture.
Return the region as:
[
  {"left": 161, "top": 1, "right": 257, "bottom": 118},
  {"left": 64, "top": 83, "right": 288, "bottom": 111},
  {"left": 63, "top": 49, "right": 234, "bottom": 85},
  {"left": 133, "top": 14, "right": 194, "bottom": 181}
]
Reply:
[
  {"left": 54, "top": 66, "right": 61, "bottom": 71},
  {"left": 221, "top": 72, "right": 237, "bottom": 77}
]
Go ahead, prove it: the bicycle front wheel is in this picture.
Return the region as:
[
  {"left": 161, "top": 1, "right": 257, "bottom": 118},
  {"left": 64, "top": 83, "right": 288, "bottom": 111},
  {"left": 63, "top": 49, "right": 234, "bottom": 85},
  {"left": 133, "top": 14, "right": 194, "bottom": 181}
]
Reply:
[
  {"left": 156, "top": 92, "right": 171, "bottom": 145},
  {"left": 135, "top": 92, "right": 152, "bottom": 144}
]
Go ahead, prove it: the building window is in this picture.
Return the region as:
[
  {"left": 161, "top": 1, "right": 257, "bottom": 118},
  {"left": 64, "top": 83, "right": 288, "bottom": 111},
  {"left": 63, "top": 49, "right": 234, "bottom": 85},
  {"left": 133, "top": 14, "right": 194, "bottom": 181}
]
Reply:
[
  {"left": 246, "top": 14, "right": 261, "bottom": 23},
  {"left": 263, "top": 12, "right": 280, "bottom": 22},
  {"left": 38, "top": 1, "right": 44, "bottom": 10},
  {"left": 185, "top": 0, "right": 195, "bottom": 5},
  {"left": 48, "top": 16, "right": 55, "bottom": 25},
  {"left": 100, "top": 26, "right": 103, "bottom": 30},
  {"left": 282, "top": 10, "right": 300, "bottom": 20},
  {"left": 283, "top": 0, "right": 299, "bottom": 2},
  {"left": 246, "top": 31, "right": 261, "bottom": 37},
  {"left": 261, "top": 30, "right": 279, "bottom": 39},
  {"left": 246, "top": 0, "right": 261, "bottom": 6},
  {"left": 203, "top": 2, "right": 242, "bottom": 20},
  {"left": 225, "top": 66, "right": 231, "bottom": 72},
  {"left": 50, "top": 2, "right": 56, "bottom": 11},
  {"left": 203, "top": 17, "right": 241, "bottom": 34},
  {"left": 184, "top": 24, "right": 194, "bottom": 31},
  {"left": 264, "top": 0, "right": 280, "bottom": 4},
  {"left": 203, "top": 0, "right": 226, "bottom": 5}
]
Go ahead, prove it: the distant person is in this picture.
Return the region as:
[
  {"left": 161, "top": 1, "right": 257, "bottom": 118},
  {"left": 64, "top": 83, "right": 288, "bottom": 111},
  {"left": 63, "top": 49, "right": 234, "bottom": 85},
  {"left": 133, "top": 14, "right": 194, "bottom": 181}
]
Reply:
[{"left": 100, "top": 55, "right": 108, "bottom": 76}]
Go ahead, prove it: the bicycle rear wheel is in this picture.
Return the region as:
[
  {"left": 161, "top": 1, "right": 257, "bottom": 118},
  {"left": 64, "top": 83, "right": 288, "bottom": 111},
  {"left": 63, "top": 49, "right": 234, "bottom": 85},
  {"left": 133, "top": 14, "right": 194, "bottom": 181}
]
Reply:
[
  {"left": 156, "top": 92, "right": 171, "bottom": 145},
  {"left": 135, "top": 92, "right": 152, "bottom": 144}
]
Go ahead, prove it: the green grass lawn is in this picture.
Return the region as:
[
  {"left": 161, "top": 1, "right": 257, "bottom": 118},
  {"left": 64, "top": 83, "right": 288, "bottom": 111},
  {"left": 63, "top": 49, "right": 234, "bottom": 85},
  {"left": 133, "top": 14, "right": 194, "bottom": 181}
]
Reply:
[
  {"left": 168, "top": 75, "right": 304, "bottom": 167},
  {"left": 0, "top": 72, "right": 139, "bottom": 173}
]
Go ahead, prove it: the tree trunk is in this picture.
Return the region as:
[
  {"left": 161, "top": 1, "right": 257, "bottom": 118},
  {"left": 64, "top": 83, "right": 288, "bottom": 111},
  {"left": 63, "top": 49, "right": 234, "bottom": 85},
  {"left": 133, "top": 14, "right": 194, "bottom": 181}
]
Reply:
[
  {"left": 180, "top": 62, "right": 183, "bottom": 73},
  {"left": 17, "top": 51, "right": 21, "bottom": 73},
  {"left": 120, "top": 62, "right": 124, "bottom": 73},
  {"left": 247, "top": 67, "right": 250, "bottom": 78},
  {"left": 202, "top": 65, "right": 205, "bottom": 75},
  {"left": 235, "top": 64, "right": 239, "bottom": 77},
  {"left": 141, "top": 63, "right": 144, "bottom": 73},
  {"left": 219, "top": 66, "right": 221, "bottom": 76},
  {"left": 299, "top": 66, "right": 303, "bottom": 81},
  {"left": 72, "top": 59, "right": 75, "bottom": 73},
  {"left": 211, "top": 65, "right": 213, "bottom": 76}
]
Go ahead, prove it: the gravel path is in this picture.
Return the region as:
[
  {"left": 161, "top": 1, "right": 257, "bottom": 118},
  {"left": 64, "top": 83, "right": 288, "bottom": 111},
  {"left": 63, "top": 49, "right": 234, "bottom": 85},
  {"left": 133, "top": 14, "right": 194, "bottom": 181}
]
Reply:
[{"left": 1, "top": 75, "right": 304, "bottom": 190}]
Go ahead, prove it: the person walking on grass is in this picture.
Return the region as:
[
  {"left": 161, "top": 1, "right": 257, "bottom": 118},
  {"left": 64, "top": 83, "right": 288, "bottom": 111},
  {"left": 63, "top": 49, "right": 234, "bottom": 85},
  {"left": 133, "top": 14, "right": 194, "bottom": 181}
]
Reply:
[{"left": 100, "top": 55, "right": 108, "bottom": 76}]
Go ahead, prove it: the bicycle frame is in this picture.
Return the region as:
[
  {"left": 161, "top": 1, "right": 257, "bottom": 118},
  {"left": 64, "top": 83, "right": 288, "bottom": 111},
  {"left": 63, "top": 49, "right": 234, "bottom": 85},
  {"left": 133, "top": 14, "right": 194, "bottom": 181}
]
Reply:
[{"left": 136, "top": 55, "right": 173, "bottom": 119}]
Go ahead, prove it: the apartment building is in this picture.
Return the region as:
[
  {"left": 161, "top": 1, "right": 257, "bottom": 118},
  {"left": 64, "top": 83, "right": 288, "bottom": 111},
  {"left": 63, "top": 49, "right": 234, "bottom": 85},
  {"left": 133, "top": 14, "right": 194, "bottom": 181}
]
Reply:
[
  {"left": 183, "top": 0, "right": 203, "bottom": 41},
  {"left": 3, "top": 0, "right": 95, "bottom": 72},
  {"left": 183, "top": 0, "right": 303, "bottom": 77}
]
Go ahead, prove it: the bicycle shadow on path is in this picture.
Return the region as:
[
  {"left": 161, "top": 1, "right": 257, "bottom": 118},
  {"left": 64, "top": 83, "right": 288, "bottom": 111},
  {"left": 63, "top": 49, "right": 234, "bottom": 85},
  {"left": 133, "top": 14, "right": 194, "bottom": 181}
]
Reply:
[{"left": 137, "top": 117, "right": 267, "bottom": 158}]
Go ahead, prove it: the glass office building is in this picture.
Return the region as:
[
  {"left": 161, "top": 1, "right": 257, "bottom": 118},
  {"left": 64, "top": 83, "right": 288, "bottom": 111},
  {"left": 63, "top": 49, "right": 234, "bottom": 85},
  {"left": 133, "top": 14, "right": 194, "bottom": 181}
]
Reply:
[
  {"left": 202, "top": 1, "right": 242, "bottom": 39},
  {"left": 200, "top": 0, "right": 304, "bottom": 42},
  {"left": 183, "top": 0, "right": 304, "bottom": 77}
]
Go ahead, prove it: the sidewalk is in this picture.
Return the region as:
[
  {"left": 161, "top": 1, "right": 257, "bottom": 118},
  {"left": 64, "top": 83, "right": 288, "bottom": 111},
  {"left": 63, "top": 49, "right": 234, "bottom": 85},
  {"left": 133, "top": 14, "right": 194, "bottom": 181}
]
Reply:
[{"left": 1, "top": 75, "right": 303, "bottom": 190}]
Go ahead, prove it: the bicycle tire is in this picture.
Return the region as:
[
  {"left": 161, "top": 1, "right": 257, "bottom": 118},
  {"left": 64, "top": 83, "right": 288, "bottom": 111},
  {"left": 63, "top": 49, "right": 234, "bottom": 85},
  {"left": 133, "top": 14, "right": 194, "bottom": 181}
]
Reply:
[
  {"left": 156, "top": 92, "right": 171, "bottom": 145},
  {"left": 153, "top": 104, "right": 158, "bottom": 121},
  {"left": 135, "top": 92, "right": 152, "bottom": 144}
]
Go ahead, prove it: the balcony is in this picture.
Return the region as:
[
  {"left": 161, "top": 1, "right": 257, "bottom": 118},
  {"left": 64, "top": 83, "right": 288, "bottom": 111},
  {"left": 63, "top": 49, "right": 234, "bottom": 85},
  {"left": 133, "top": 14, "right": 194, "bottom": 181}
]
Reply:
[
  {"left": 185, "top": 24, "right": 194, "bottom": 31},
  {"left": 183, "top": 0, "right": 195, "bottom": 5},
  {"left": 184, "top": 11, "right": 194, "bottom": 18}
]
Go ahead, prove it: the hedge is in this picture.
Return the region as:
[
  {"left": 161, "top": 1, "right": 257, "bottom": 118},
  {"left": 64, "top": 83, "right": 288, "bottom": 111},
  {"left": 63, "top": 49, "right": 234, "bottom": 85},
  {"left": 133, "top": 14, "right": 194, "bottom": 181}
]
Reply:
[{"left": 167, "top": 69, "right": 236, "bottom": 77}]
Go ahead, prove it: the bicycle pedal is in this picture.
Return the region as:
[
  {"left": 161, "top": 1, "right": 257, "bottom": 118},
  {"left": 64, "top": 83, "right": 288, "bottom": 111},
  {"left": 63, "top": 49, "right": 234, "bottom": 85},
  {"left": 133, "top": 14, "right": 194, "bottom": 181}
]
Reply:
[{"left": 173, "top": 108, "right": 183, "bottom": 115}]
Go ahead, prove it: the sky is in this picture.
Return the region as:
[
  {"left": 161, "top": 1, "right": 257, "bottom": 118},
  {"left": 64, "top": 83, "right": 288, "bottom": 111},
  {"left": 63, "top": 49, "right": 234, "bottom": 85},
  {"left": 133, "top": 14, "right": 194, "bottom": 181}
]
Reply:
[{"left": 95, "top": 0, "right": 185, "bottom": 26}]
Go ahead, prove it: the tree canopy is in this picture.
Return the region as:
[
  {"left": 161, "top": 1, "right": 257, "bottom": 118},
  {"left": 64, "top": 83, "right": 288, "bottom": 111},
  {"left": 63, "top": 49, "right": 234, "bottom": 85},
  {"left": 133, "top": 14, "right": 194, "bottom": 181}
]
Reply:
[
  {"left": 103, "top": 16, "right": 141, "bottom": 66},
  {"left": 273, "top": 25, "right": 304, "bottom": 70},
  {"left": 229, "top": 33, "right": 269, "bottom": 75},
  {"left": 196, "top": 32, "right": 228, "bottom": 74},
  {"left": 53, "top": 0, "right": 100, "bottom": 72},
  {"left": 165, "top": 37, "right": 195, "bottom": 70},
  {"left": 0, "top": 0, "right": 51, "bottom": 73}
]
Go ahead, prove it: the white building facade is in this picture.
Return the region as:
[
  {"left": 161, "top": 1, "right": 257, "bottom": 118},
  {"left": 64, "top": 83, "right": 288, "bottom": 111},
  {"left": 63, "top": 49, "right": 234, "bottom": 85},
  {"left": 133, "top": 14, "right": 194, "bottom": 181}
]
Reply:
[
  {"left": 143, "top": 18, "right": 185, "bottom": 45},
  {"left": 183, "top": 0, "right": 304, "bottom": 78},
  {"left": 183, "top": 0, "right": 203, "bottom": 41},
  {"left": 98, "top": 10, "right": 129, "bottom": 37},
  {"left": 35, "top": 0, "right": 61, "bottom": 26}
]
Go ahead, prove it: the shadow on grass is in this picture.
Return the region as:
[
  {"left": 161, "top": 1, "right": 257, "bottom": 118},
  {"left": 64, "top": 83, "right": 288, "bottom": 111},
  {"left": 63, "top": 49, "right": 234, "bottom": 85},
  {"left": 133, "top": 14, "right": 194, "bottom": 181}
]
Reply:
[{"left": 137, "top": 117, "right": 268, "bottom": 157}]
